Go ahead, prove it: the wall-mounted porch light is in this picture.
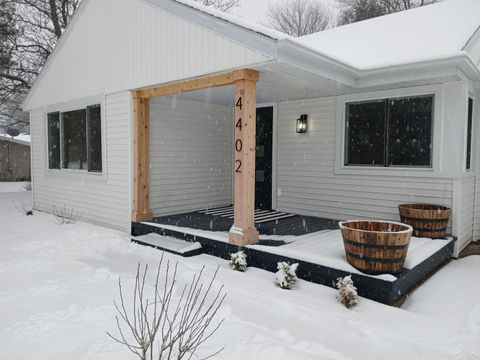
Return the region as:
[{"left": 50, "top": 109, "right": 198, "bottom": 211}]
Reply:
[{"left": 296, "top": 114, "right": 308, "bottom": 133}]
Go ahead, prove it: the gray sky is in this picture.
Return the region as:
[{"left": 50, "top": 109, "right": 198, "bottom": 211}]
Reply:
[{"left": 232, "top": 0, "right": 338, "bottom": 25}]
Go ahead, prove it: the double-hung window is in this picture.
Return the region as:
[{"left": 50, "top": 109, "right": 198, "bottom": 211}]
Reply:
[
  {"left": 345, "top": 95, "right": 434, "bottom": 168},
  {"left": 47, "top": 104, "right": 102, "bottom": 173}
]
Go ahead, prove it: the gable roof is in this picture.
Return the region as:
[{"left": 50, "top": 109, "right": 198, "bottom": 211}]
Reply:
[
  {"left": 295, "top": 0, "right": 480, "bottom": 70},
  {"left": 22, "top": 0, "right": 480, "bottom": 110}
]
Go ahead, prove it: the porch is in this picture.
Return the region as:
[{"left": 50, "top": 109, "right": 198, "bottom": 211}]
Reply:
[{"left": 131, "top": 210, "right": 455, "bottom": 305}]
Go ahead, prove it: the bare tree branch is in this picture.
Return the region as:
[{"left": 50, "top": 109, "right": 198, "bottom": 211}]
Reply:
[
  {"left": 267, "top": 0, "right": 333, "bottom": 37},
  {"left": 336, "top": 0, "right": 439, "bottom": 25}
]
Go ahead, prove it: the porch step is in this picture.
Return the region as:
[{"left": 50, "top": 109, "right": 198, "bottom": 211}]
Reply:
[{"left": 132, "top": 233, "right": 203, "bottom": 257}]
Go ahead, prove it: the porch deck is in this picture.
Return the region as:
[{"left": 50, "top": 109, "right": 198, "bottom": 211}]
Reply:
[
  {"left": 132, "top": 211, "right": 455, "bottom": 305},
  {"left": 151, "top": 206, "right": 339, "bottom": 236}
]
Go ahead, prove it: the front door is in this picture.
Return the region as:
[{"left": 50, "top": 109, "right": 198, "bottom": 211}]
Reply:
[{"left": 255, "top": 106, "right": 273, "bottom": 210}]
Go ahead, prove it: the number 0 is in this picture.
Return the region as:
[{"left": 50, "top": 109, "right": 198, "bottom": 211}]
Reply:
[{"left": 235, "top": 139, "right": 243, "bottom": 152}]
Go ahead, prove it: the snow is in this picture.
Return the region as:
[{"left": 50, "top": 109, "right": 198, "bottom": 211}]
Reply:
[
  {"left": 164, "top": 0, "right": 290, "bottom": 40},
  {"left": 0, "top": 133, "right": 31, "bottom": 146},
  {"left": 133, "top": 233, "right": 201, "bottom": 253},
  {"left": 145, "top": 223, "right": 452, "bottom": 281},
  {"left": 295, "top": 0, "right": 480, "bottom": 70},
  {"left": 1, "top": 186, "right": 480, "bottom": 359}
]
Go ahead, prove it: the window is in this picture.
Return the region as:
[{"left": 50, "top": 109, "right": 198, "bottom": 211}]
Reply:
[
  {"left": 47, "top": 104, "right": 102, "bottom": 172},
  {"left": 466, "top": 98, "right": 473, "bottom": 170},
  {"left": 47, "top": 112, "right": 60, "bottom": 169},
  {"left": 345, "top": 95, "right": 433, "bottom": 167}
]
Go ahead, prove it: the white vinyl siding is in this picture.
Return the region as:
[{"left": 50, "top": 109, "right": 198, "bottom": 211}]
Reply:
[
  {"left": 276, "top": 96, "right": 453, "bottom": 227},
  {"left": 30, "top": 92, "right": 131, "bottom": 232},
  {"left": 149, "top": 97, "right": 233, "bottom": 217},
  {"left": 24, "top": 0, "right": 271, "bottom": 111},
  {"left": 452, "top": 176, "right": 475, "bottom": 255}
]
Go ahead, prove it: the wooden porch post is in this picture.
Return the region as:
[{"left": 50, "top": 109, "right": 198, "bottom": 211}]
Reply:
[
  {"left": 132, "top": 94, "right": 153, "bottom": 222},
  {"left": 229, "top": 75, "right": 259, "bottom": 245}
]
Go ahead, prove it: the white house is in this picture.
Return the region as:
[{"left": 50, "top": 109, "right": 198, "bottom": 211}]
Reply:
[{"left": 23, "top": 0, "right": 480, "bottom": 255}]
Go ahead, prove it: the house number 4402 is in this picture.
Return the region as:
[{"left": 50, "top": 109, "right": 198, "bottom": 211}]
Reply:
[{"left": 235, "top": 96, "right": 243, "bottom": 173}]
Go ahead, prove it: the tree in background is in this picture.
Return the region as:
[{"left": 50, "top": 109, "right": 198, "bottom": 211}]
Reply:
[
  {"left": 196, "top": 0, "right": 239, "bottom": 12},
  {"left": 337, "top": 0, "right": 438, "bottom": 25},
  {"left": 267, "top": 0, "right": 333, "bottom": 37},
  {"left": 0, "top": 0, "right": 80, "bottom": 132}
]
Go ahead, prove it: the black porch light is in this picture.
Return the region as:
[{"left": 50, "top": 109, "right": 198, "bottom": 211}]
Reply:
[{"left": 296, "top": 114, "right": 308, "bottom": 133}]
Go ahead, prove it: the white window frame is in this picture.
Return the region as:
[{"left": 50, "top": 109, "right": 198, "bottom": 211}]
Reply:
[
  {"left": 335, "top": 85, "right": 443, "bottom": 177},
  {"left": 44, "top": 94, "right": 107, "bottom": 179}
]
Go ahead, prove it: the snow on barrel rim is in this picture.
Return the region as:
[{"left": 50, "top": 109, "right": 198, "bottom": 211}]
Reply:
[{"left": 339, "top": 220, "right": 413, "bottom": 234}]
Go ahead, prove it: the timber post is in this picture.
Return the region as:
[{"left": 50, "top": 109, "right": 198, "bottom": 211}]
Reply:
[
  {"left": 132, "top": 68, "right": 260, "bottom": 244},
  {"left": 229, "top": 75, "right": 259, "bottom": 245}
]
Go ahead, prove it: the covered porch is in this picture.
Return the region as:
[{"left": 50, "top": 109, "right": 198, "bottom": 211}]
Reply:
[{"left": 131, "top": 64, "right": 351, "bottom": 246}]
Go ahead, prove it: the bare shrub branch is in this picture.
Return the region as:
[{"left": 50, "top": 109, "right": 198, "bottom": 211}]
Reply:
[
  {"left": 15, "top": 201, "right": 36, "bottom": 216},
  {"left": 52, "top": 204, "right": 82, "bottom": 224},
  {"left": 107, "top": 256, "right": 226, "bottom": 360}
]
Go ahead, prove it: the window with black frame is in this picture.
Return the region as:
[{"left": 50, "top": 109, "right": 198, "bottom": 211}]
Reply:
[
  {"left": 345, "top": 95, "right": 433, "bottom": 168},
  {"left": 47, "top": 104, "right": 102, "bottom": 172},
  {"left": 466, "top": 98, "right": 473, "bottom": 170}
]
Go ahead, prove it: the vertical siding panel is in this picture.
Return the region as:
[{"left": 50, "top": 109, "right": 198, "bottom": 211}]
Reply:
[
  {"left": 149, "top": 97, "right": 233, "bottom": 216},
  {"left": 454, "top": 176, "right": 475, "bottom": 255}
]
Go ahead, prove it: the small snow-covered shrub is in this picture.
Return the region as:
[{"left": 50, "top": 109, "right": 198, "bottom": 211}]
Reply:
[
  {"left": 274, "top": 262, "right": 298, "bottom": 289},
  {"left": 15, "top": 201, "right": 35, "bottom": 216},
  {"left": 229, "top": 251, "right": 247, "bottom": 272},
  {"left": 336, "top": 275, "right": 359, "bottom": 309}
]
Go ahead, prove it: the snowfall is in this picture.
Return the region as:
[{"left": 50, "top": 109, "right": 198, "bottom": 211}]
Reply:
[{"left": 1, "top": 183, "right": 480, "bottom": 360}]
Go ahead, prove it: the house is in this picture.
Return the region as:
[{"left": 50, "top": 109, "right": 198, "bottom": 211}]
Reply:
[
  {"left": 0, "top": 134, "right": 31, "bottom": 182},
  {"left": 22, "top": 0, "right": 480, "bottom": 257}
]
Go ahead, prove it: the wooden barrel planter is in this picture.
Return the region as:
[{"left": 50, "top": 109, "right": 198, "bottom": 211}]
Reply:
[
  {"left": 398, "top": 203, "right": 451, "bottom": 239},
  {"left": 339, "top": 220, "right": 412, "bottom": 275}
]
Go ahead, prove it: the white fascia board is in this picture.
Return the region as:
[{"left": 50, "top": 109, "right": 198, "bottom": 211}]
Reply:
[
  {"left": 276, "top": 39, "right": 357, "bottom": 88},
  {"left": 356, "top": 54, "right": 480, "bottom": 89},
  {"left": 144, "top": 0, "right": 278, "bottom": 58}
]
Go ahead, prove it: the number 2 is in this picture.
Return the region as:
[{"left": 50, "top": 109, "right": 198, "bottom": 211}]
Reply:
[{"left": 235, "top": 160, "right": 242, "bottom": 173}]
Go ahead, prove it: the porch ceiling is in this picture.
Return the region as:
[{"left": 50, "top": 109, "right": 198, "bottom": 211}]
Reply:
[
  {"left": 172, "top": 61, "right": 464, "bottom": 106},
  {"left": 174, "top": 62, "right": 354, "bottom": 106}
]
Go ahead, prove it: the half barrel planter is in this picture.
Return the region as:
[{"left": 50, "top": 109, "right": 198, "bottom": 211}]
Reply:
[
  {"left": 339, "top": 220, "right": 413, "bottom": 275},
  {"left": 398, "top": 203, "right": 451, "bottom": 239}
]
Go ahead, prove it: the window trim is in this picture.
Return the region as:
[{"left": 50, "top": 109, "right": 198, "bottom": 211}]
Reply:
[
  {"left": 344, "top": 95, "right": 434, "bottom": 168},
  {"left": 335, "top": 85, "right": 443, "bottom": 176},
  {"left": 44, "top": 95, "right": 106, "bottom": 178}
]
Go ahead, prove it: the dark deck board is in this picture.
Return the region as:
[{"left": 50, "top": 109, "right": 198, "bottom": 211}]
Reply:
[
  {"left": 153, "top": 211, "right": 339, "bottom": 236},
  {"left": 131, "top": 221, "right": 455, "bottom": 305}
]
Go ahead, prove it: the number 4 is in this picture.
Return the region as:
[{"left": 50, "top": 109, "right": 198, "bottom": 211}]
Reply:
[
  {"left": 236, "top": 118, "right": 242, "bottom": 131},
  {"left": 236, "top": 97, "right": 242, "bottom": 110}
]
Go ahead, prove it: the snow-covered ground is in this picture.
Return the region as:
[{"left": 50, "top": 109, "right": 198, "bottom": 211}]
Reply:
[{"left": 1, "top": 185, "right": 480, "bottom": 360}]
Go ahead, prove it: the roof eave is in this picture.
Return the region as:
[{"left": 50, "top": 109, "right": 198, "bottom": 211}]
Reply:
[
  {"left": 276, "top": 39, "right": 357, "bottom": 88},
  {"left": 355, "top": 53, "right": 480, "bottom": 89}
]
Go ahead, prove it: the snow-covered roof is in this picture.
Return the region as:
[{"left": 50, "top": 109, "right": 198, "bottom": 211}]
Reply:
[
  {"left": 169, "top": 0, "right": 290, "bottom": 40},
  {"left": 0, "top": 133, "right": 31, "bottom": 146},
  {"left": 295, "top": 0, "right": 480, "bottom": 70}
]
